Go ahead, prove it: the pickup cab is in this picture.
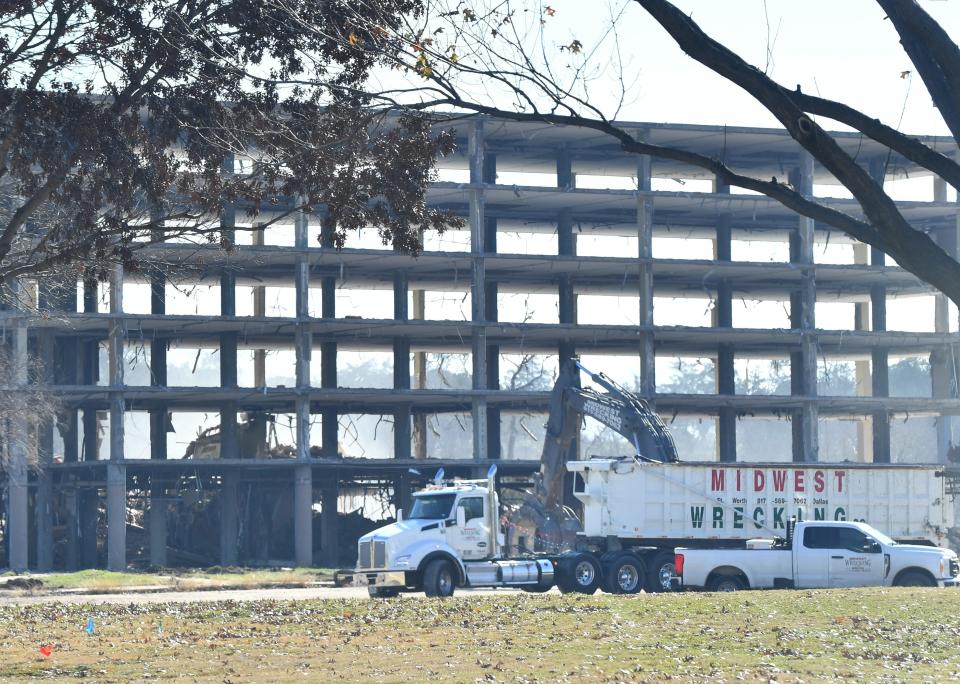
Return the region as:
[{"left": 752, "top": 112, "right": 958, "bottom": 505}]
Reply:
[{"left": 676, "top": 521, "right": 960, "bottom": 591}]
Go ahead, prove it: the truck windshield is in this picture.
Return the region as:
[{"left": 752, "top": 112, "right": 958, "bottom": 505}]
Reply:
[{"left": 408, "top": 494, "right": 457, "bottom": 520}]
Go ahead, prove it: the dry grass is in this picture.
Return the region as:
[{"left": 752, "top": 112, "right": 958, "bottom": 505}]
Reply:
[
  {"left": 9, "top": 568, "right": 334, "bottom": 593},
  {"left": 1, "top": 587, "right": 959, "bottom": 682}
]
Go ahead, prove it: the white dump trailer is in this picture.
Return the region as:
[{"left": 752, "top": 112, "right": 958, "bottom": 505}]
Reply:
[
  {"left": 570, "top": 460, "right": 953, "bottom": 548},
  {"left": 337, "top": 458, "right": 957, "bottom": 598}
]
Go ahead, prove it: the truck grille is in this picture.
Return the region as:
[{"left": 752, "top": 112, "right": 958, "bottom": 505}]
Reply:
[
  {"left": 357, "top": 540, "right": 386, "bottom": 569},
  {"left": 358, "top": 542, "right": 371, "bottom": 569},
  {"left": 373, "top": 541, "right": 386, "bottom": 568},
  {"left": 950, "top": 559, "right": 959, "bottom": 578}
]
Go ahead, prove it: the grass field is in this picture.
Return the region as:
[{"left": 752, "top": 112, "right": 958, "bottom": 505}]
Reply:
[{"left": 1, "top": 588, "right": 959, "bottom": 682}]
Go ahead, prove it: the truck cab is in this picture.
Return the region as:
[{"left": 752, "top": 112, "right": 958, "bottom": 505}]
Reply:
[
  {"left": 337, "top": 470, "right": 555, "bottom": 598},
  {"left": 676, "top": 521, "right": 960, "bottom": 591}
]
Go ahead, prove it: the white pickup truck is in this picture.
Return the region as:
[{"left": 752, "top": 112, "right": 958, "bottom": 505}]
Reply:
[{"left": 676, "top": 520, "right": 960, "bottom": 591}]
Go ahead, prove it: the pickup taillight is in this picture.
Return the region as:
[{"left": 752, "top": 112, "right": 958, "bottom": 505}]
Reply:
[{"left": 674, "top": 553, "right": 684, "bottom": 577}]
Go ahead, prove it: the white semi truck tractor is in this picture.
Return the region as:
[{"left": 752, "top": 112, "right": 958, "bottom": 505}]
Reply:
[{"left": 336, "top": 361, "right": 958, "bottom": 597}]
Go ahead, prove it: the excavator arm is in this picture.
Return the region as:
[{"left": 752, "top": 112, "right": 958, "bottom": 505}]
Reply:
[{"left": 538, "top": 359, "right": 678, "bottom": 514}]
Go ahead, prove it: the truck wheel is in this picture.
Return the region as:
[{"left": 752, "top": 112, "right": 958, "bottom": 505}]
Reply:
[
  {"left": 558, "top": 553, "right": 601, "bottom": 594},
  {"left": 707, "top": 574, "right": 745, "bottom": 592},
  {"left": 645, "top": 551, "right": 677, "bottom": 593},
  {"left": 368, "top": 586, "right": 400, "bottom": 599},
  {"left": 604, "top": 554, "right": 645, "bottom": 594},
  {"left": 894, "top": 570, "right": 936, "bottom": 587},
  {"left": 423, "top": 559, "right": 456, "bottom": 598}
]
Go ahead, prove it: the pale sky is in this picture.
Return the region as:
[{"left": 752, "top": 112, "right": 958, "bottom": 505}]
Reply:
[{"left": 552, "top": 0, "right": 959, "bottom": 136}]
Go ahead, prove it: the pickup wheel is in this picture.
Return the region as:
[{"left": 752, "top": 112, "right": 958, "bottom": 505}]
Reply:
[
  {"left": 645, "top": 551, "right": 677, "bottom": 593},
  {"left": 894, "top": 570, "right": 936, "bottom": 587},
  {"left": 604, "top": 554, "right": 645, "bottom": 594},
  {"left": 423, "top": 559, "right": 456, "bottom": 598},
  {"left": 707, "top": 574, "right": 745, "bottom": 592},
  {"left": 368, "top": 586, "right": 400, "bottom": 599},
  {"left": 557, "top": 553, "right": 602, "bottom": 595}
]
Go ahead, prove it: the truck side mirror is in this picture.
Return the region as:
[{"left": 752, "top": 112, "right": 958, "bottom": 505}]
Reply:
[
  {"left": 397, "top": 509, "right": 403, "bottom": 522},
  {"left": 456, "top": 506, "right": 466, "bottom": 527},
  {"left": 865, "top": 541, "right": 881, "bottom": 554}
]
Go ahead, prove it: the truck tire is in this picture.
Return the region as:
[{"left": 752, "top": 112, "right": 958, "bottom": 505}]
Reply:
[
  {"left": 423, "top": 559, "right": 456, "bottom": 597},
  {"left": 707, "top": 574, "right": 745, "bottom": 592},
  {"left": 894, "top": 570, "right": 936, "bottom": 587},
  {"left": 368, "top": 586, "right": 400, "bottom": 599},
  {"left": 645, "top": 551, "right": 677, "bottom": 593},
  {"left": 604, "top": 554, "right": 645, "bottom": 594},
  {"left": 557, "top": 553, "right": 602, "bottom": 594}
]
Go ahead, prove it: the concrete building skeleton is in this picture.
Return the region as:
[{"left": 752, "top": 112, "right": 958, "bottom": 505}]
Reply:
[{"left": 1, "top": 116, "right": 959, "bottom": 572}]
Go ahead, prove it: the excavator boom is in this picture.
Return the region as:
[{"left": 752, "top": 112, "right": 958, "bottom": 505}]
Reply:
[{"left": 538, "top": 359, "right": 678, "bottom": 513}]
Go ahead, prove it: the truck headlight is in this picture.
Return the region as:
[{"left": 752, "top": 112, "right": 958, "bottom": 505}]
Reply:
[
  {"left": 941, "top": 559, "right": 946, "bottom": 577},
  {"left": 394, "top": 555, "right": 411, "bottom": 568}
]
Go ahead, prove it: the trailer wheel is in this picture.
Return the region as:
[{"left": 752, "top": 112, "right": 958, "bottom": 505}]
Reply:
[
  {"left": 604, "top": 554, "right": 645, "bottom": 594},
  {"left": 645, "top": 551, "right": 677, "bottom": 593},
  {"left": 707, "top": 574, "right": 745, "bottom": 592},
  {"left": 894, "top": 570, "right": 936, "bottom": 587},
  {"left": 423, "top": 559, "right": 456, "bottom": 598},
  {"left": 368, "top": 586, "right": 400, "bottom": 599},
  {"left": 557, "top": 553, "right": 601, "bottom": 594}
]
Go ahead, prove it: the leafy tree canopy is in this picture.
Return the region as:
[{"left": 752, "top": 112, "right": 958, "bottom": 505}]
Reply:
[{"left": 0, "top": 0, "right": 462, "bottom": 286}]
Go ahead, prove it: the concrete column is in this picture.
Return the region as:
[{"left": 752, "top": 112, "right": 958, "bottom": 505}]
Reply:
[
  {"left": 106, "top": 264, "right": 127, "bottom": 571},
  {"left": 715, "top": 192, "right": 736, "bottom": 463},
  {"left": 789, "top": 152, "right": 818, "bottom": 463},
  {"left": 79, "top": 487, "right": 99, "bottom": 569},
  {"left": 867, "top": 159, "right": 891, "bottom": 463},
  {"left": 412, "top": 289, "right": 427, "bottom": 459},
  {"left": 635, "top": 129, "right": 655, "bottom": 399},
  {"left": 469, "top": 120, "right": 489, "bottom": 461},
  {"left": 393, "top": 272, "right": 412, "bottom": 459},
  {"left": 394, "top": 472, "right": 413, "bottom": 518},
  {"left": 557, "top": 148, "right": 574, "bottom": 190},
  {"left": 852, "top": 245, "right": 874, "bottom": 462},
  {"left": 483, "top": 216, "right": 501, "bottom": 460},
  {"left": 294, "top": 203, "right": 313, "bottom": 567},
  {"left": 149, "top": 257, "right": 168, "bottom": 566},
  {"left": 218, "top": 200, "right": 240, "bottom": 564},
  {"left": 81, "top": 275, "right": 99, "bottom": 462},
  {"left": 35, "top": 328, "right": 55, "bottom": 570},
  {"left": 932, "top": 185, "right": 958, "bottom": 462},
  {"left": 219, "top": 470, "right": 239, "bottom": 566},
  {"left": 320, "top": 215, "right": 338, "bottom": 458},
  {"left": 59, "top": 333, "right": 80, "bottom": 464},
  {"left": 64, "top": 483, "right": 78, "bottom": 570},
  {"left": 252, "top": 224, "right": 267, "bottom": 386},
  {"left": 7, "top": 287, "right": 29, "bottom": 571},
  {"left": 319, "top": 481, "right": 339, "bottom": 566}
]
